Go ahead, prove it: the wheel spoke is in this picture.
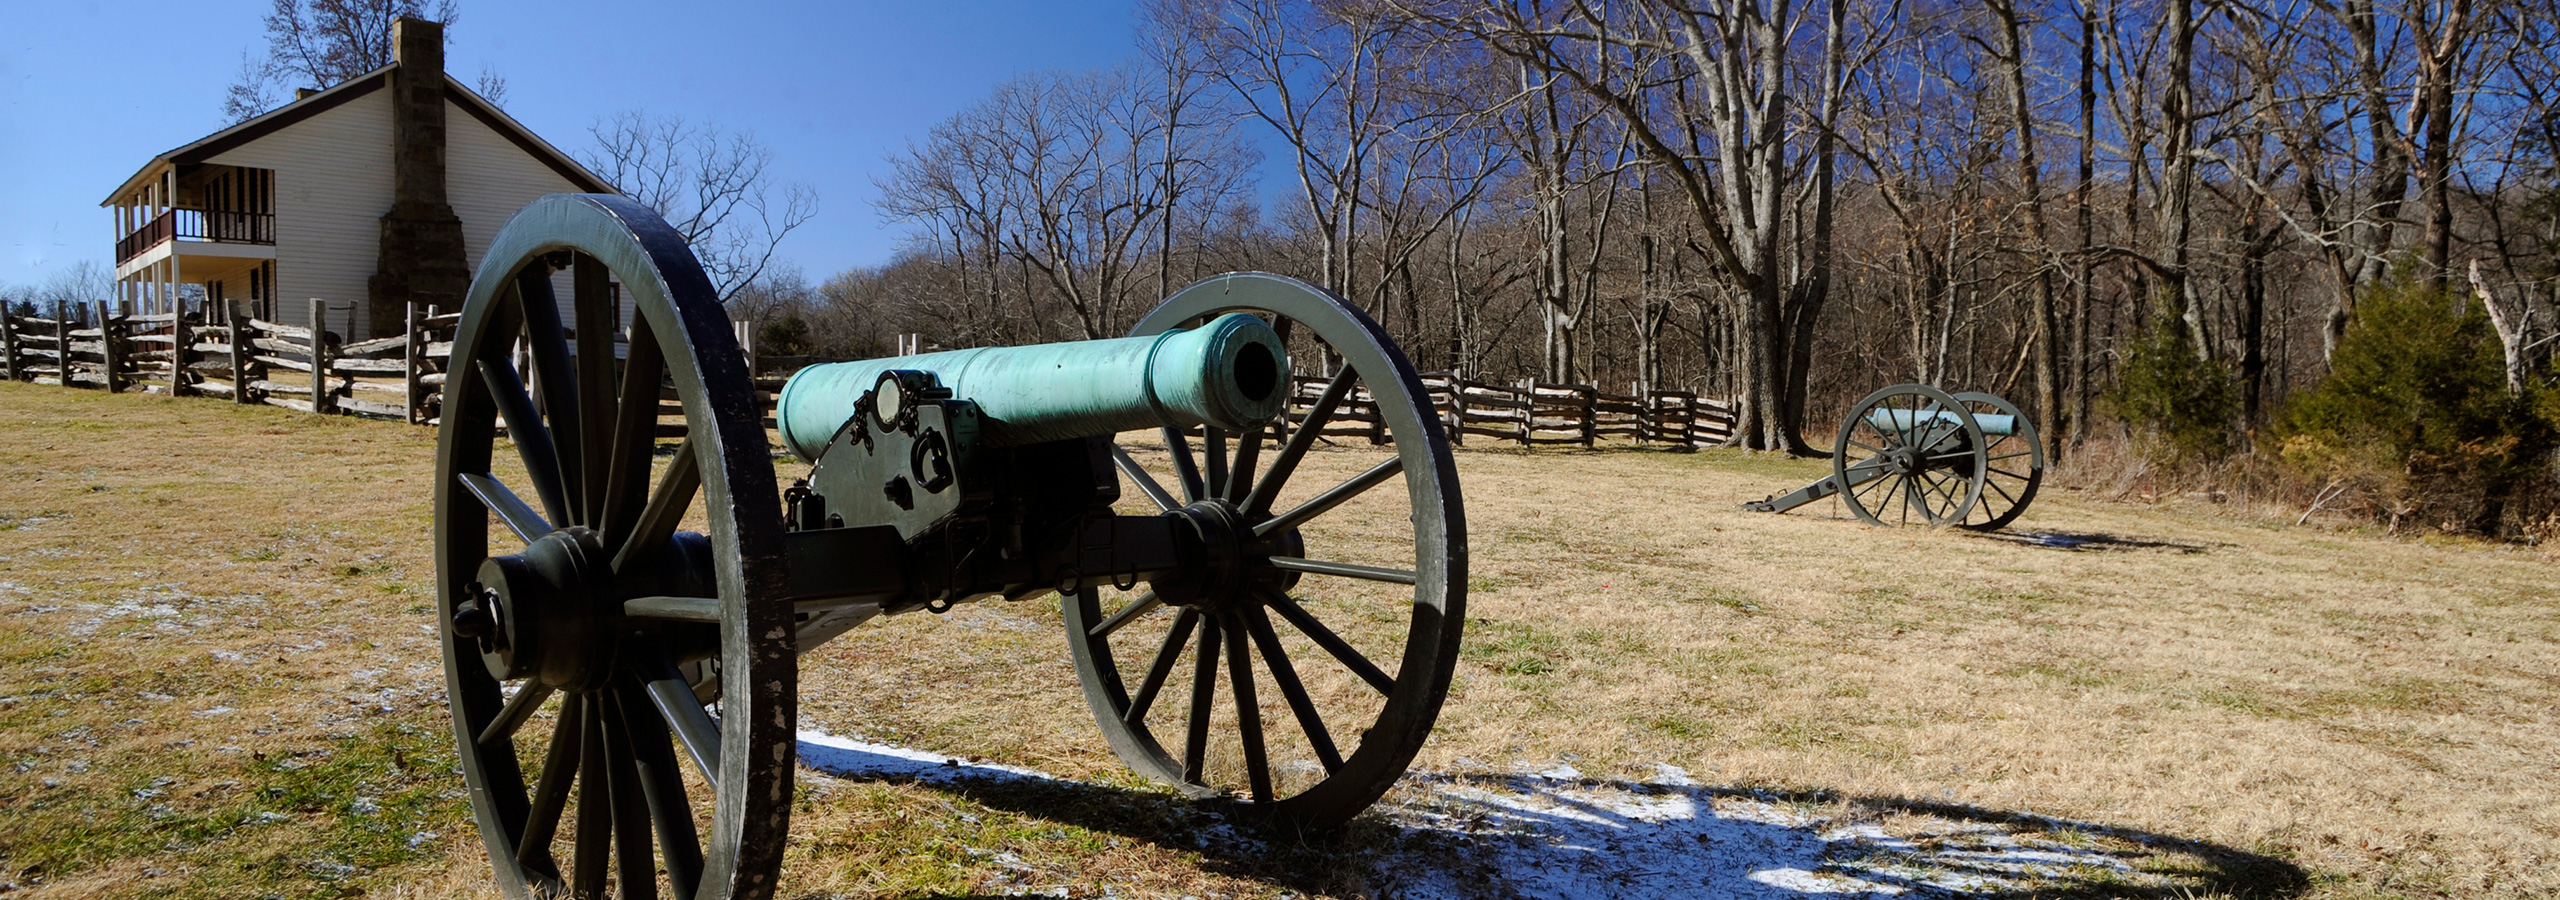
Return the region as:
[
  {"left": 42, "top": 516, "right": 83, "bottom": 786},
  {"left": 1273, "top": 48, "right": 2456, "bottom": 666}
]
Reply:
[
  {"left": 1895, "top": 475, "right": 1915, "bottom": 526},
  {"left": 1243, "top": 367, "right": 1356, "bottom": 516},
  {"left": 477, "top": 359, "right": 572, "bottom": 526},
  {"left": 1123, "top": 607, "right": 1199, "bottom": 727},
  {"left": 479, "top": 681, "right": 556, "bottom": 748},
  {"left": 573, "top": 256, "right": 618, "bottom": 527},
  {"left": 616, "top": 685, "right": 704, "bottom": 900},
  {"left": 1204, "top": 426, "right": 1228, "bottom": 504},
  {"left": 459, "top": 472, "right": 554, "bottom": 545},
  {"left": 1111, "top": 444, "right": 1179, "bottom": 512},
  {"left": 634, "top": 648, "right": 723, "bottom": 789},
  {"left": 1244, "top": 605, "right": 1342, "bottom": 773},
  {"left": 572, "top": 695, "right": 612, "bottom": 898},
  {"left": 600, "top": 315, "right": 667, "bottom": 549},
  {"left": 1181, "top": 614, "right": 1222, "bottom": 783},
  {"left": 1222, "top": 613, "right": 1273, "bottom": 803},
  {"left": 1264, "top": 556, "right": 1416, "bottom": 585},
  {"left": 1259, "top": 587, "right": 1395, "bottom": 696},
  {"left": 1226, "top": 423, "right": 1266, "bottom": 506},
  {"left": 1849, "top": 468, "right": 1895, "bottom": 505},
  {"left": 621, "top": 596, "right": 722, "bottom": 623},
  {"left": 612, "top": 440, "right": 700, "bottom": 576},
  {"left": 515, "top": 270, "right": 587, "bottom": 527},
  {"left": 1252, "top": 455, "right": 1403, "bottom": 540},
  {"left": 1162, "top": 426, "right": 1205, "bottom": 503},
  {"left": 1088, "top": 590, "right": 1164, "bottom": 638},
  {"left": 517, "top": 692, "right": 583, "bottom": 873},
  {"left": 602, "top": 690, "right": 660, "bottom": 900}
]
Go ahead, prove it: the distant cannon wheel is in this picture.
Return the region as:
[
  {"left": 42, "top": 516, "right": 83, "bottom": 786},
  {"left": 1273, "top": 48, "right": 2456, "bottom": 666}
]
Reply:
[
  {"left": 1951, "top": 391, "right": 2044, "bottom": 531},
  {"left": 1832, "top": 383, "right": 1986, "bottom": 527},
  {"left": 436, "top": 194, "right": 794, "bottom": 900},
  {"left": 1063, "top": 273, "right": 1466, "bottom": 829}
]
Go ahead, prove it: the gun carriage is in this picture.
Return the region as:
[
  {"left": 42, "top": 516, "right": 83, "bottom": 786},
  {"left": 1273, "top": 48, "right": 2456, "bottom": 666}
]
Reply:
[
  {"left": 436, "top": 194, "right": 1464, "bottom": 899},
  {"left": 1741, "top": 384, "right": 2044, "bottom": 529}
]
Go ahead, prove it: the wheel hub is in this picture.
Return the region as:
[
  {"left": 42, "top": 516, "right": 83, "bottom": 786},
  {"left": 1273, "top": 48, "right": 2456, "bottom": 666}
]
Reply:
[
  {"left": 1152, "top": 499, "right": 1300, "bottom": 613},
  {"left": 456, "top": 527, "right": 619, "bottom": 692}
]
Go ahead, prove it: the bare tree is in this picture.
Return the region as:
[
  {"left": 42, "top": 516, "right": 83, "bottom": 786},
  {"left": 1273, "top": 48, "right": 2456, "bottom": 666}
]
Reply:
[
  {"left": 1421, "top": 0, "right": 1873, "bottom": 451},
  {"left": 879, "top": 63, "right": 1255, "bottom": 341},
  {"left": 1981, "top": 0, "right": 2066, "bottom": 461},
  {"left": 580, "top": 112, "right": 819, "bottom": 304},
  {"left": 222, "top": 0, "right": 459, "bottom": 122}
]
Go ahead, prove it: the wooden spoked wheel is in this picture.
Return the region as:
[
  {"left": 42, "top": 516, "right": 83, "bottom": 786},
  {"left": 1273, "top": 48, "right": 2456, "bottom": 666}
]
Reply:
[
  {"left": 435, "top": 194, "right": 794, "bottom": 900},
  {"left": 1062, "top": 273, "right": 1466, "bottom": 828},
  {"left": 1951, "top": 391, "right": 2044, "bottom": 532},
  {"left": 1832, "top": 383, "right": 1986, "bottom": 528}
]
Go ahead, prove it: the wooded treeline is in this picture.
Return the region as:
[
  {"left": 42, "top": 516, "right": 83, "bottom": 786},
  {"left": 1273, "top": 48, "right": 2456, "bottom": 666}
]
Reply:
[{"left": 735, "top": 0, "right": 2560, "bottom": 473}]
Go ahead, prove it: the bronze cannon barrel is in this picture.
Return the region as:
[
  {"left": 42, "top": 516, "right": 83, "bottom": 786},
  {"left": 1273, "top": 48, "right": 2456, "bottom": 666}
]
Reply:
[{"left": 773, "top": 312, "right": 1291, "bottom": 460}]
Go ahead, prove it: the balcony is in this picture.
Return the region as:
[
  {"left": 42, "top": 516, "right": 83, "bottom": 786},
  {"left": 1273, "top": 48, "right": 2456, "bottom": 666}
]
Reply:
[{"left": 116, "top": 208, "right": 276, "bottom": 264}]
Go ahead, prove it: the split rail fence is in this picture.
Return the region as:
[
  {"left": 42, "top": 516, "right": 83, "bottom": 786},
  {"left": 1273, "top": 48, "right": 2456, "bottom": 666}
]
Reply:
[
  {"left": 2, "top": 298, "right": 458, "bottom": 423},
  {"left": 3, "top": 305, "right": 1738, "bottom": 450},
  {"left": 1271, "top": 372, "right": 1735, "bottom": 450}
]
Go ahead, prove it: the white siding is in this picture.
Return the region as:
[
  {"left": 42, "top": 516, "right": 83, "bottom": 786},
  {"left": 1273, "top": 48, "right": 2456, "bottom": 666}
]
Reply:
[
  {"left": 445, "top": 102, "right": 588, "bottom": 331},
  {"left": 205, "top": 90, "right": 394, "bottom": 336},
  {"left": 199, "top": 90, "right": 589, "bottom": 338}
]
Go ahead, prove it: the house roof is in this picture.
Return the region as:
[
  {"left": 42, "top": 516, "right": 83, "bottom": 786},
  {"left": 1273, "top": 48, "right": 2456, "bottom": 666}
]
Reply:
[{"left": 100, "top": 65, "right": 615, "bottom": 205}]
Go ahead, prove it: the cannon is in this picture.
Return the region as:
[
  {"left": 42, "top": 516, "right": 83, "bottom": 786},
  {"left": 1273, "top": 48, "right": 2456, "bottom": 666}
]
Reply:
[
  {"left": 1740, "top": 384, "right": 2043, "bottom": 529},
  {"left": 435, "top": 194, "right": 1464, "bottom": 899}
]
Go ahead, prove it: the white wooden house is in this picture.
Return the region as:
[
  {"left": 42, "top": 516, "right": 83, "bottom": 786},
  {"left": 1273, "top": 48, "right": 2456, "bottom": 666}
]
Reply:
[{"left": 102, "top": 18, "right": 612, "bottom": 339}]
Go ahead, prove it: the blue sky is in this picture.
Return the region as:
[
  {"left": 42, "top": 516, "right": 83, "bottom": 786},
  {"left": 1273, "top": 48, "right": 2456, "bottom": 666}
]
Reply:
[{"left": 0, "top": 0, "right": 1147, "bottom": 290}]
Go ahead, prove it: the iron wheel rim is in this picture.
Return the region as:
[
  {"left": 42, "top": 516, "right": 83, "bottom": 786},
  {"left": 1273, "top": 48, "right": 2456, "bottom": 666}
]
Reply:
[
  {"left": 1833, "top": 384, "right": 1986, "bottom": 528},
  {"left": 1950, "top": 391, "right": 2043, "bottom": 532},
  {"left": 1061, "top": 272, "right": 1466, "bottom": 829},
  {"left": 435, "top": 194, "right": 793, "bottom": 900}
]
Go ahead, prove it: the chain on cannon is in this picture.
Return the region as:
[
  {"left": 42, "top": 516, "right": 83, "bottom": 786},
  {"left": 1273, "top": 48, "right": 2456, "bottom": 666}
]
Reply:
[
  {"left": 433, "top": 193, "right": 1466, "bottom": 900},
  {"left": 1740, "top": 383, "right": 2045, "bottom": 529}
]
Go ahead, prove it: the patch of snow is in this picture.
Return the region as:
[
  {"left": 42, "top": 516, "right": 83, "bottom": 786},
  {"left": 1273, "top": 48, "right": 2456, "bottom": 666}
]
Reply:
[
  {"left": 1383, "top": 764, "right": 2156, "bottom": 899},
  {"left": 790, "top": 735, "right": 2170, "bottom": 899},
  {"left": 795, "top": 729, "right": 1055, "bottom": 785}
]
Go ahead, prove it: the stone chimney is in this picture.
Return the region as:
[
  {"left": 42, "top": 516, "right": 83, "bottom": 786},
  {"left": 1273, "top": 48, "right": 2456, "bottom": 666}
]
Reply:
[{"left": 367, "top": 17, "right": 469, "bottom": 338}]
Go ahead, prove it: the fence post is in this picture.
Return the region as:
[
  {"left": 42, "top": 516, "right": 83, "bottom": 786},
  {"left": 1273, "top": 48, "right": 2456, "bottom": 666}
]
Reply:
[
  {"left": 168, "top": 305, "right": 191, "bottom": 397},
  {"left": 1446, "top": 370, "right": 1466, "bottom": 447},
  {"left": 0, "top": 307, "right": 17, "bottom": 381},
  {"left": 55, "top": 303, "right": 71, "bottom": 389},
  {"left": 229, "top": 300, "right": 254, "bottom": 405},
  {"left": 404, "top": 301, "right": 423, "bottom": 424},
  {"left": 309, "top": 298, "right": 333, "bottom": 416},
  {"left": 97, "top": 300, "right": 123, "bottom": 393},
  {"left": 1575, "top": 385, "right": 1593, "bottom": 447}
]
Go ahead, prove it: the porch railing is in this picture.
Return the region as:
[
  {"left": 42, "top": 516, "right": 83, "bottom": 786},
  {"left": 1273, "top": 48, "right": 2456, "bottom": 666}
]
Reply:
[{"left": 116, "top": 209, "right": 277, "bottom": 263}]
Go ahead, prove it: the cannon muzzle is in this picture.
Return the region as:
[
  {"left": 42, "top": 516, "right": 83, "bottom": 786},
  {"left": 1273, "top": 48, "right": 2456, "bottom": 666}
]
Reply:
[{"left": 775, "top": 313, "right": 1290, "bottom": 460}]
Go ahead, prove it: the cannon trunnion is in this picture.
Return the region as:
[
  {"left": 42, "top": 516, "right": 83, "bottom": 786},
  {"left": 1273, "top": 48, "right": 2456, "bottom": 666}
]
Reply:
[{"left": 434, "top": 194, "right": 1466, "bottom": 900}]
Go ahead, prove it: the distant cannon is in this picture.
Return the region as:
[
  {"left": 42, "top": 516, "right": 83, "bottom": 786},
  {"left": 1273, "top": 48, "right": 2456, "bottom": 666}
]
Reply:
[
  {"left": 435, "top": 194, "right": 1465, "bottom": 900},
  {"left": 1741, "top": 384, "right": 2043, "bottom": 529}
]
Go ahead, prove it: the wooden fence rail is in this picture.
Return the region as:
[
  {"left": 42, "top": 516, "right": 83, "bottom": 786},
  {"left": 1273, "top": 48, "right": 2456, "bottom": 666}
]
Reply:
[{"left": 5, "top": 308, "right": 1740, "bottom": 451}]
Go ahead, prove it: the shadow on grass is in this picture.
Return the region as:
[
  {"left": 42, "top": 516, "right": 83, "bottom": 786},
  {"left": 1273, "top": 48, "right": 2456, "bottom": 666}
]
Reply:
[
  {"left": 797, "top": 735, "right": 2306, "bottom": 899},
  {"left": 1974, "top": 529, "right": 2221, "bottom": 553}
]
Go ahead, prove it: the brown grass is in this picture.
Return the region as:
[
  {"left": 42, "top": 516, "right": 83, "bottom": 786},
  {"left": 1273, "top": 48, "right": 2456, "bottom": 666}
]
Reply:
[{"left": 3, "top": 380, "right": 2554, "bottom": 898}]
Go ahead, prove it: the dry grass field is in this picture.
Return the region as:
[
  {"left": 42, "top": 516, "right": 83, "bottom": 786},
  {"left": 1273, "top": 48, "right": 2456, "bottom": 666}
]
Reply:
[{"left": 1, "top": 379, "right": 2553, "bottom": 899}]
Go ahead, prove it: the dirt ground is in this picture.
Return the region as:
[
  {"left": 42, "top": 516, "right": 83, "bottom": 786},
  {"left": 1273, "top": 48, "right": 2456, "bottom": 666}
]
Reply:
[{"left": 1, "top": 381, "right": 2552, "bottom": 898}]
